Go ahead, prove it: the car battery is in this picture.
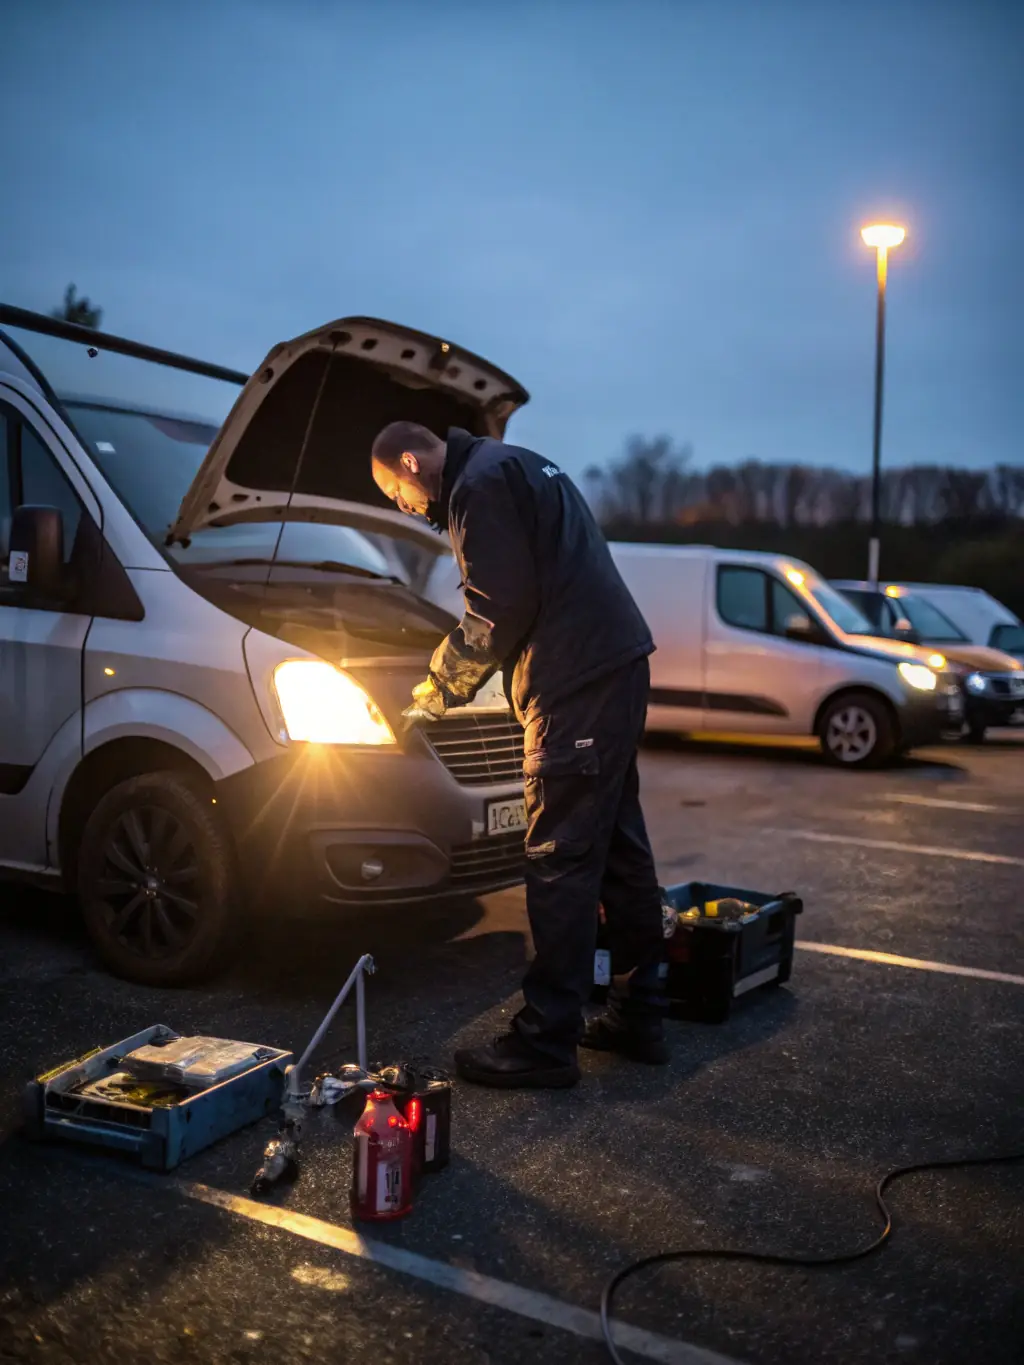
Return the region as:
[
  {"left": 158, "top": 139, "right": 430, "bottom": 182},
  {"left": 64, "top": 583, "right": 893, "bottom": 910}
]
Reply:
[{"left": 594, "top": 881, "right": 802, "bottom": 1024}]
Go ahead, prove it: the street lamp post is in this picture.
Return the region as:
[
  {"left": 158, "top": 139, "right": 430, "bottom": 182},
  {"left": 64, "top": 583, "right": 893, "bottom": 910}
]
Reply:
[{"left": 860, "top": 223, "right": 906, "bottom": 585}]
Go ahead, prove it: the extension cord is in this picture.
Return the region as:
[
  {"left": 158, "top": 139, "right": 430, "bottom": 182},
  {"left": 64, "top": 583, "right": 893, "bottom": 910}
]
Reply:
[{"left": 601, "top": 1147, "right": 1024, "bottom": 1364}]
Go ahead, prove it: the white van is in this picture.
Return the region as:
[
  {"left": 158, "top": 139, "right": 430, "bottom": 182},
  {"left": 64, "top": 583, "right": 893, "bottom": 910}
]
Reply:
[
  {"left": 608, "top": 544, "right": 964, "bottom": 767},
  {"left": 879, "top": 583, "right": 1020, "bottom": 649},
  {"left": 0, "top": 307, "right": 529, "bottom": 985}
]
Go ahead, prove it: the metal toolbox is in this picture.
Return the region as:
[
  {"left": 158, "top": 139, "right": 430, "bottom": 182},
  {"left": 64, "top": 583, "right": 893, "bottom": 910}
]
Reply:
[{"left": 23, "top": 1025, "right": 292, "bottom": 1171}]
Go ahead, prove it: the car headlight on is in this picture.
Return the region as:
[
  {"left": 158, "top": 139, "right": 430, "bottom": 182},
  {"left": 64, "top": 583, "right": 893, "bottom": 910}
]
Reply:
[
  {"left": 965, "top": 672, "right": 988, "bottom": 694},
  {"left": 898, "top": 661, "right": 938, "bottom": 692},
  {"left": 273, "top": 660, "right": 395, "bottom": 745}
]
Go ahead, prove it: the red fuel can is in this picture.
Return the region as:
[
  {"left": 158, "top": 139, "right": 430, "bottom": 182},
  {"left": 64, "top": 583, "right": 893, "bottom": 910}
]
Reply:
[{"left": 351, "top": 1090, "right": 414, "bottom": 1222}]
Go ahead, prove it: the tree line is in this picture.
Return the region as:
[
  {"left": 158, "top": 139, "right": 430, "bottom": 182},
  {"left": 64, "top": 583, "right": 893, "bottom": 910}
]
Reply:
[
  {"left": 585, "top": 437, "right": 1024, "bottom": 616},
  {"left": 584, "top": 436, "right": 1024, "bottom": 528}
]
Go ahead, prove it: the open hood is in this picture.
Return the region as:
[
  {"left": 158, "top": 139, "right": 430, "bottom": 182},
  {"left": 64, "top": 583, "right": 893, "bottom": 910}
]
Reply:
[{"left": 167, "top": 316, "right": 529, "bottom": 545}]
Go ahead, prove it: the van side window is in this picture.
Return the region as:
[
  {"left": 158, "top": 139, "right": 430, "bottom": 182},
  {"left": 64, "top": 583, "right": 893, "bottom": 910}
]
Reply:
[
  {"left": 769, "top": 578, "right": 809, "bottom": 637},
  {"left": 717, "top": 566, "right": 768, "bottom": 631},
  {"left": 0, "top": 408, "right": 87, "bottom": 606},
  {"left": 19, "top": 423, "right": 83, "bottom": 562}
]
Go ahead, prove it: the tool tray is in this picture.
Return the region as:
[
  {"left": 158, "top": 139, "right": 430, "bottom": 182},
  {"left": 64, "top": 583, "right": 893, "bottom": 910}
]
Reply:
[
  {"left": 596, "top": 881, "right": 802, "bottom": 1023},
  {"left": 23, "top": 1026, "right": 292, "bottom": 1171}
]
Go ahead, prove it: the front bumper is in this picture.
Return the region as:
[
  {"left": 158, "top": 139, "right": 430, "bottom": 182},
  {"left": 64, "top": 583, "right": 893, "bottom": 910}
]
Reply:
[
  {"left": 215, "top": 727, "right": 525, "bottom": 908},
  {"left": 964, "top": 693, "right": 1024, "bottom": 729},
  {"left": 898, "top": 677, "right": 963, "bottom": 748}
]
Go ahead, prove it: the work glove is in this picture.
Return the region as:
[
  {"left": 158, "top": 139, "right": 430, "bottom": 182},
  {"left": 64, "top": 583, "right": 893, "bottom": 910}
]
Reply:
[{"left": 402, "top": 676, "right": 448, "bottom": 726}]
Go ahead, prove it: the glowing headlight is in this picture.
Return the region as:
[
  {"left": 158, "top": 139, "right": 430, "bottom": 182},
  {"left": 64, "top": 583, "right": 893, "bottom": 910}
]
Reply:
[
  {"left": 965, "top": 672, "right": 988, "bottom": 694},
  {"left": 273, "top": 661, "right": 395, "bottom": 745},
  {"left": 898, "top": 661, "right": 938, "bottom": 692}
]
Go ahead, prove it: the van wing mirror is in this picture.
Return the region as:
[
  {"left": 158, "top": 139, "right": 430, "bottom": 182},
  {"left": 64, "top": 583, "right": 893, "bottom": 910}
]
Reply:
[
  {"left": 893, "top": 616, "right": 920, "bottom": 642},
  {"left": 784, "top": 612, "right": 822, "bottom": 643},
  {"left": 8, "top": 505, "right": 66, "bottom": 598}
]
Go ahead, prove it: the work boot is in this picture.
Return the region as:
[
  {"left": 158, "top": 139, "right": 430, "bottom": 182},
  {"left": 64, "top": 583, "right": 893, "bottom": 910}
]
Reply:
[
  {"left": 454, "top": 1032, "right": 580, "bottom": 1089},
  {"left": 581, "top": 962, "right": 669, "bottom": 1065}
]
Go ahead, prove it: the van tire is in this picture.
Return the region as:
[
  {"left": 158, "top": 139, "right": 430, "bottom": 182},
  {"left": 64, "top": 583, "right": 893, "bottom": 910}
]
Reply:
[
  {"left": 964, "top": 723, "right": 987, "bottom": 744},
  {"left": 818, "top": 691, "right": 896, "bottom": 769},
  {"left": 77, "top": 770, "right": 237, "bottom": 986}
]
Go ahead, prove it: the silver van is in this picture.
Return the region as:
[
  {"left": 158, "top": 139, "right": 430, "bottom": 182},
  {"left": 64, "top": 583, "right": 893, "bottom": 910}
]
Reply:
[
  {"left": 606, "top": 544, "right": 965, "bottom": 767},
  {"left": 0, "top": 307, "right": 529, "bottom": 985}
]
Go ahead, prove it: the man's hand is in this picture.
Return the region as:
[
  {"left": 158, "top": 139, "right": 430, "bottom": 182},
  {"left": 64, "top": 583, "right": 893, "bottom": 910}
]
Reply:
[{"left": 402, "top": 676, "right": 448, "bottom": 726}]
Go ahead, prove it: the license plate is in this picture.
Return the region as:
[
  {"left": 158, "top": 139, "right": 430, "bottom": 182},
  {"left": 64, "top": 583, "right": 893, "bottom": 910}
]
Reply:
[{"left": 486, "top": 797, "right": 527, "bottom": 836}]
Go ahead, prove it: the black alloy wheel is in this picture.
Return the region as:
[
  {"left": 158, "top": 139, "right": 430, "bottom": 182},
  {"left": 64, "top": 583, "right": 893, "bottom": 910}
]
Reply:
[
  {"left": 78, "top": 771, "right": 236, "bottom": 985},
  {"left": 98, "top": 805, "right": 199, "bottom": 958}
]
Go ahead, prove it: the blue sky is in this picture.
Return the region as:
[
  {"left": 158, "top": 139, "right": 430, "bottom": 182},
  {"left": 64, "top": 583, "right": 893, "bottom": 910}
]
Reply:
[{"left": 2, "top": 0, "right": 1021, "bottom": 478}]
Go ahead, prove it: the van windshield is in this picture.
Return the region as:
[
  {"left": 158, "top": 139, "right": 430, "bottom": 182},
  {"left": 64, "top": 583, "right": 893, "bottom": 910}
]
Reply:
[
  {"left": 893, "top": 594, "right": 968, "bottom": 642},
  {"left": 66, "top": 402, "right": 391, "bottom": 576}
]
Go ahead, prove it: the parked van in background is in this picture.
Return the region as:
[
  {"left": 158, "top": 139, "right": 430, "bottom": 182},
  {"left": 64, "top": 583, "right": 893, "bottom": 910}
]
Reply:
[
  {"left": 608, "top": 545, "right": 963, "bottom": 767},
  {"left": 831, "top": 581, "right": 1024, "bottom": 743},
  {"left": 883, "top": 583, "right": 1019, "bottom": 649},
  {"left": 0, "top": 306, "right": 530, "bottom": 986}
]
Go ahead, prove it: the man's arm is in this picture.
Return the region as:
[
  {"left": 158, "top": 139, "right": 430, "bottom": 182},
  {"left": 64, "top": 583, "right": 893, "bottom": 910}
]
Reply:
[{"left": 428, "top": 464, "right": 538, "bottom": 706}]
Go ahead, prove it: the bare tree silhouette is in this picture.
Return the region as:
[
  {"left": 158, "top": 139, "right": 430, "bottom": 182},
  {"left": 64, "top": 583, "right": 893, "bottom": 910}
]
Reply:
[{"left": 52, "top": 284, "right": 103, "bottom": 329}]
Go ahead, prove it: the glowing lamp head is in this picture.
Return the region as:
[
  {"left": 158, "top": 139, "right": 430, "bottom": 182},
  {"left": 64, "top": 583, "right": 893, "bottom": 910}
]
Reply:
[{"left": 861, "top": 224, "right": 906, "bottom": 250}]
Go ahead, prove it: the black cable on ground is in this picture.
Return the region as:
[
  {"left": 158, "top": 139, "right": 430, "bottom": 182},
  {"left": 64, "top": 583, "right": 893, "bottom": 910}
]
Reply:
[{"left": 601, "top": 1147, "right": 1024, "bottom": 1364}]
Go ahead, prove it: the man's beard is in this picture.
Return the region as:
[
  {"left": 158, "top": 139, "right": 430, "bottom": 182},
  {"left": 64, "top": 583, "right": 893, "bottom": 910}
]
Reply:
[{"left": 425, "top": 500, "right": 446, "bottom": 533}]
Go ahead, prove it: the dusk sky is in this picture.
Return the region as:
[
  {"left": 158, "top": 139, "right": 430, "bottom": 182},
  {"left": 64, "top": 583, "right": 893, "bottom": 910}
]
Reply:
[{"left": 2, "top": 0, "right": 1021, "bottom": 479}]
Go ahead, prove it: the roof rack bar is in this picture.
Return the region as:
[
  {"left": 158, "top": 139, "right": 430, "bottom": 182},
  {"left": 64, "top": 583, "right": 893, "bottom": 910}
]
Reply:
[{"left": 0, "top": 303, "right": 249, "bottom": 386}]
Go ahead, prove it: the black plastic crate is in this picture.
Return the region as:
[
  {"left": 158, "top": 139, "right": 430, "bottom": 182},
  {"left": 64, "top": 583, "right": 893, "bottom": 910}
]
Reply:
[{"left": 595, "top": 881, "right": 802, "bottom": 1024}]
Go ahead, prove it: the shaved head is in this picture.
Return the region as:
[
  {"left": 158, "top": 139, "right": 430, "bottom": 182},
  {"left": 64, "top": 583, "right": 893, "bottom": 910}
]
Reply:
[
  {"left": 372, "top": 421, "right": 443, "bottom": 471},
  {"left": 371, "top": 422, "right": 447, "bottom": 517}
]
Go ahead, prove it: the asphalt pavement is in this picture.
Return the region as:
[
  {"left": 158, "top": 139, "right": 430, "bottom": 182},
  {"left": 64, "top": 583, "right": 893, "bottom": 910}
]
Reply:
[{"left": 1, "top": 731, "right": 1022, "bottom": 1365}]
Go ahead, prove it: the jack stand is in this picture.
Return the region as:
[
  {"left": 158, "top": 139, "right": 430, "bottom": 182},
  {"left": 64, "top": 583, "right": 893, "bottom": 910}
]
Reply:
[
  {"left": 252, "top": 954, "right": 376, "bottom": 1194},
  {"left": 283, "top": 952, "right": 376, "bottom": 1112}
]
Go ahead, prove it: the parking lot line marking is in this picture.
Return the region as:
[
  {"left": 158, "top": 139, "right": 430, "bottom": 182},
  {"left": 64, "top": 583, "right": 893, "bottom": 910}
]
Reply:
[
  {"left": 178, "top": 1180, "right": 744, "bottom": 1365},
  {"left": 885, "top": 794, "right": 1010, "bottom": 814},
  {"left": 798, "top": 941, "right": 1024, "bottom": 986},
  {"left": 774, "top": 829, "right": 1024, "bottom": 867}
]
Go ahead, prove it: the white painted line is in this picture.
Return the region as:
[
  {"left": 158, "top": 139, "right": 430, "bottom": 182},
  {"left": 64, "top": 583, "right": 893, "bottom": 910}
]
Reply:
[
  {"left": 885, "top": 794, "right": 1010, "bottom": 815},
  {"left": 773, "top": 829, "right": 1024, "bottom": 867},
  {"left": 178, "top": 1180, "right": 744, "bottom": 1365},
  {"left": 798, "top": 941, "right": 1024, "bottom": 987}
]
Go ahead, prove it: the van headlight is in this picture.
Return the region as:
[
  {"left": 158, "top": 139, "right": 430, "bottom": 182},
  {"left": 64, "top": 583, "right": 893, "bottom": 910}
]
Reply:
[
  {"left": 898, "top": 661, "right": 938, "bottom": 692},
  {"left": 273, "top": 661, "right": 395, "bottom": 745},
  {"left": 965, "top": 672, "right": 988, "bottom": 694}
]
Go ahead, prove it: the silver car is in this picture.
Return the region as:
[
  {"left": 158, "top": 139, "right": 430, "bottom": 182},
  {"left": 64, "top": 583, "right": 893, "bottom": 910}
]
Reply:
[{"left": 0, "top": 308, "right": 529, "bottom": 985}]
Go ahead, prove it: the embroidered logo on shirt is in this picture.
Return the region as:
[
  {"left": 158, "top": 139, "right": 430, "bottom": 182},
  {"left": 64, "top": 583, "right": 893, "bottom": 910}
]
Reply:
[
  {"left": 541, "top": 464, "right": 561, "bottom": 478},
  {"left": 575, "top": 738, "right": 594, "bottom": 749}
]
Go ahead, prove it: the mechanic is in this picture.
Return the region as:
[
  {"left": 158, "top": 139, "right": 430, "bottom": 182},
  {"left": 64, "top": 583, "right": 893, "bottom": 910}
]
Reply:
[{"left": 371, "top": 422, "right": 668, "bottom": 1089}]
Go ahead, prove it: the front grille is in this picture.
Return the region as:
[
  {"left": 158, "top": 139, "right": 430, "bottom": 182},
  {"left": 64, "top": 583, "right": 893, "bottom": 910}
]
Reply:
[
  {"left": 449, "top": 832, "right": 526, "bottom": 891},
  {"left": 987, "top": 674, "right": 1024, "bottom": 698},
  {"left": 426, "top": 711, "right": 525, "bottom": 787}
]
